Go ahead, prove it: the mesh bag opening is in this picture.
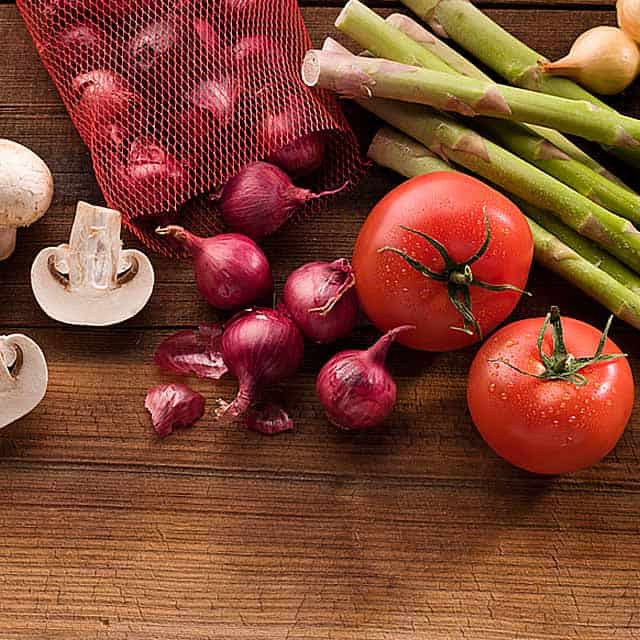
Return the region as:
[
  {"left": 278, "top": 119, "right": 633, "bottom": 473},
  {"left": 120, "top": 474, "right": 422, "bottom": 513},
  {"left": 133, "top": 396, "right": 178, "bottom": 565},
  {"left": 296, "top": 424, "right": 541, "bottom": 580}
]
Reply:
[{"left": 18, "top": 0, "right": 363, "bottom": 256}]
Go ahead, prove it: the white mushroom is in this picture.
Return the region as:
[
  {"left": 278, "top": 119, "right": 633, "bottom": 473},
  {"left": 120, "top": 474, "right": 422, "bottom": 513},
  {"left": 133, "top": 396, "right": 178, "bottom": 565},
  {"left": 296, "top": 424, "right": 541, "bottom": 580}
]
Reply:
[
  {"left": 0, "top": 334, "right": 48, "bottom": 429},
  {"left": 31, "top": 201, "right": 155, "bottom": 326},
  {"left": 0, "top": 140, "right": 54, "bottom": 261}
]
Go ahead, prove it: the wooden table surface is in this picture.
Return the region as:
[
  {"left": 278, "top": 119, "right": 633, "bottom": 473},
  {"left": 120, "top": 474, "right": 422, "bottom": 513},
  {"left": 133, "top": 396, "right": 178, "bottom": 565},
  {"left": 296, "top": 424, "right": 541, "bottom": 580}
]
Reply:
[{"left": 1, "top": 0, "right": 639, "bottom": 638}]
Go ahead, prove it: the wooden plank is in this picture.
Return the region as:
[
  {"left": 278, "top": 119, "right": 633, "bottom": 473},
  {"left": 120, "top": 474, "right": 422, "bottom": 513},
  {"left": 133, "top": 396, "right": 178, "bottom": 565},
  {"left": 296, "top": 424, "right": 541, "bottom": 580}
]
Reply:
[
  {"left": 0, "top": 463, "right": 638, "bottom": 639},
  {"left": 1, "top": 3, "right": 639, "bottom": 639}
]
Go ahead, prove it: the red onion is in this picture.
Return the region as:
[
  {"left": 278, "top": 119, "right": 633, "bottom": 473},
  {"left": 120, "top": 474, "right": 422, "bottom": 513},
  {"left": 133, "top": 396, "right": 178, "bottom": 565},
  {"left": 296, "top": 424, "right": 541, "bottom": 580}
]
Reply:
[
  {"left": 217, "top": 308, "right": 304, "bottom": 419},
  {"left": 283, "top": 259, "right": 359, "bottom": 344},
  {"left": 223, "top": 0, "right": 259, "bottom": 15},
  {"left": 156, "top": 226, "right": 272, "bottom": 310},
  {"left": 219, "top": 161, "right": 347, "bottom": 239},
  {"left": 72, "top": 70, "right": 134, "bottom": 125},
  {"left": 245, "top": 402, "right": 294, "bottom": 435},
  {"left": 259, "top": 105, "right": 328, "bottom": 177},
  {"left": 316, "top": 326, "right": 413, "bottom": 430},
  {"left": 59, "top": 24, "right": 103, "bottom": 53},
  {"left": 130, "top": 21, "right": 175, "bottom": 70},
  {"left": 145, "top": 383, "right": 205, "bottom": 438},
  {"left": 127, "top": 138, "right": 185, "bottom": 184},
  {"left": 232, "top": 36, "right": 278, "bottom": 68},
  {"left": 190, "top": 78, "right": 236, "bottom": 125},
  {"left": 193, "top": 18, "right": 218, "bottom": 50},
  {"left": 154, "top": 323, "right": 228, "bottom": 379}
]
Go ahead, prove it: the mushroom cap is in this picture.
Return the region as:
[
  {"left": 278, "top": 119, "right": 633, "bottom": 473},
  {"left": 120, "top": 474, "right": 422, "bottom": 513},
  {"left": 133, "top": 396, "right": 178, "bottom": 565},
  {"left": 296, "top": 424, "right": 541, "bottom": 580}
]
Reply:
[
  {"left": 0, "top": 139, "right": 54, "bottom": 228},
  {"left": 0, "top": 334, "right": 48, "bottom": 429}
]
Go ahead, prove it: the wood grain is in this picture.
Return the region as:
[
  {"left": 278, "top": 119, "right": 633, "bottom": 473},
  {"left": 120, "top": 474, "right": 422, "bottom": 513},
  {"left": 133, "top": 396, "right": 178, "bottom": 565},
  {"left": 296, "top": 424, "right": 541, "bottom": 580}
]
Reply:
[{"left": 0, "top": 2, "right": 639, "bottom": 639}]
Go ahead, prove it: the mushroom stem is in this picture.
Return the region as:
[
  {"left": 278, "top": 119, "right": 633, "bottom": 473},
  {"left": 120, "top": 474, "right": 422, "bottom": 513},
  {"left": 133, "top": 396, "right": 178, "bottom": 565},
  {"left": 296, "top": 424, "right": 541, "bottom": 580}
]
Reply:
[
  {"left": 0, "top": 340, "right": 17, "bottom": 391},
  {"left": 58, "top": 202, "right": 124, "bottom": 294},
  {"left": 0, "top": 227, "right": 16, "bottom": 261}
]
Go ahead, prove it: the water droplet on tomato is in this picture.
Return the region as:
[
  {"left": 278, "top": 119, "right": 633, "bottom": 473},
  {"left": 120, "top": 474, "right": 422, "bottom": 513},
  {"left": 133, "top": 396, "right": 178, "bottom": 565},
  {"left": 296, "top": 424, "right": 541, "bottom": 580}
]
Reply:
[
  {"left": 559, "top": 402, "right": 566, "bottom": 409},
  {"left": 489, "top": 383, "right": 496, "bottom": 393},
  {"left": 568, "top": 415, "right": 576, "bottom": 423},
  {"left": 499, "top": 392, "right": 508, "bottom": 400},
  {"left": 552, "top": 419, "right": 560, "bottom": 426}
]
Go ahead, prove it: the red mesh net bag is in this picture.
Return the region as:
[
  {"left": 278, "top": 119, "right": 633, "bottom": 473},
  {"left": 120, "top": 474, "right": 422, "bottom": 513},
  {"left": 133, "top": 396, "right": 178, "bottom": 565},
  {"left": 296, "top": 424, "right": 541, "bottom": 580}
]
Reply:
[{"left": 17, "top": 0, "right": 363, "bottom": 256}]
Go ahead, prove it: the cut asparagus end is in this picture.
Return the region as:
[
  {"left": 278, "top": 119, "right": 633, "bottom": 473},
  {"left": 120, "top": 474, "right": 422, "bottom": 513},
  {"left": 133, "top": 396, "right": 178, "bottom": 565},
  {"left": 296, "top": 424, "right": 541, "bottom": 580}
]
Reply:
[
  {"left": 0, "top": 334, "right": 48, "bottom": 429},
  {"left": 31, "top": 201, "right": 155, "bottom": 326},
  {"left": 321, "top": 37, "right": 351, "bottom": 55},
  {"left": 0, "top": 227, "right": 17, "bottom": 261}
]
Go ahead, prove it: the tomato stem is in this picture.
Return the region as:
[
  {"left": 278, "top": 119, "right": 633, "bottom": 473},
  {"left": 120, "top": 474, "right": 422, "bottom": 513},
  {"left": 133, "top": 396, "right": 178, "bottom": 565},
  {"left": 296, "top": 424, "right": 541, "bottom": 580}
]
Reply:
[
  {"left": 491, "top": 306, "right": 627, "bottom": 386},
  {"left": 377, "top": 211, "right": 530, "bottom": 337}
]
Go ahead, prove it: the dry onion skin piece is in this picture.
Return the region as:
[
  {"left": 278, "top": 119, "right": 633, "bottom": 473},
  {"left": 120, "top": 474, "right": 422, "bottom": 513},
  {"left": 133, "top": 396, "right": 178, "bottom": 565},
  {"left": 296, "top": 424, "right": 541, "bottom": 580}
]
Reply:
[
  {"left": 245, "top": 402, "right": 294, "bottom": 435},
  {"left": 0, "top": 140, "right": 54, "bottom": 261},
  {"left": 0, "top": 334, "right": 48, "bottom": 429},
  {"left": 31, "top": 201, "right": 155, "bottom": 326}
]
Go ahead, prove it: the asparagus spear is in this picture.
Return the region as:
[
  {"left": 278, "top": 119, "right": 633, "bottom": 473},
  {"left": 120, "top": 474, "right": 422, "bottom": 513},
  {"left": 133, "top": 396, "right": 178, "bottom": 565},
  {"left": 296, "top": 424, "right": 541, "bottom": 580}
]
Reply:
[
  {"left": 384, "top": 12, "right": 627, "bottom": 186},
  {"left": 302, "top": 49, "right": 640, "bottom": 151},
  {"left": 333, "top": 2, "right": 640, "bottom": 222},
  {"left": 368, "top": 127, "right": 640, "bottom": 329},
  {"left": 479, "top": 119, "right": 640, "bottom": 226},
  {"left": 347, "top": 96, "right": 640, "bottom": 273},
  {"left": 399, "top": 0, "right": 640, "bottom": 167}
]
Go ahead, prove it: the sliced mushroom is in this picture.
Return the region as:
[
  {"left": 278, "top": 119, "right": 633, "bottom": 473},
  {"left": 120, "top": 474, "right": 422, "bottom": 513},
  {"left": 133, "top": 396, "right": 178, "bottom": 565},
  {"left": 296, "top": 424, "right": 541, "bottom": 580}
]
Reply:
[
  {"left": 31, "top": 201, "right": 155, "bottom": 326},
  {"left": 0, "top": 140, "right": 54, "bottom": 261},
  {"left": 0, "top": 334, "right": 48, "bottom": 429}
]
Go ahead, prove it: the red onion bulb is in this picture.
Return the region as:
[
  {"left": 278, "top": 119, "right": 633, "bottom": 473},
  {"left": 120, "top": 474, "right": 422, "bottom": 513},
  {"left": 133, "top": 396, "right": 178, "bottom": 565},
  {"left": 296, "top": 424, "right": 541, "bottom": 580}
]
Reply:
[
  {"left": 59, "top": 23, "right": 103, "bottom": 54},
  {"left": 218, "top": 308, "right": 304, "bottom": 418},
  {"left": 190, "top": 77, "right": 236, "bottom": 125},
  {"left": 130, "top": 20, "right": 175, "bottom": 70},
  {"left": 316, "top": 326, "right": 413, "bottom": 430},
  {"left": 232, "top": 36, "right": 278, "bottom": 68},
  {"left": 283, "top": 259, "right": 359, "bottom": 344},
  {"left": 156, "top": 226, "right": 273, "bottom": 310},
  {"left": 72, "top": 70, "right": 134, "bottom": 126},
  {"left": 219, "top": 161, "right": 347, "bottom": 239},
  {"left": 260, "top": 106, "right": 328, "bottom": 177}
]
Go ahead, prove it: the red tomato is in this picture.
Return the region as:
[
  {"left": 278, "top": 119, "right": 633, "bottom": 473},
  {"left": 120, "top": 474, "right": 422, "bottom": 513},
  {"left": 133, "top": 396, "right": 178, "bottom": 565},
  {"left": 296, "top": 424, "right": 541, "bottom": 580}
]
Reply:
[
  {"left": 353, "top": 172, "right": 533, "bottom": 351},
  {"left": 467, "top": 312, "right": 635, "bottom": 474}
]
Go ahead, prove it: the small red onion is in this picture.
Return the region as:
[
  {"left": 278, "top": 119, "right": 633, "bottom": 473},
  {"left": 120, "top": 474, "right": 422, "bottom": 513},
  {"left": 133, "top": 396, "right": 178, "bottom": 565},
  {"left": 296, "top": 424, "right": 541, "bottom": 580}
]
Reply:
[
  {"left": 316, "top": 326, "right": 413, "bottom": 430},
  {"left": 72, "top": 70, "right": 134, "bottom": 125},
  {"left": 260, "top": 105, "right": 328, "bottom": 177},
  {"left": 219, "top": 161, "right": 347, "bottom": 239},
  {"left": 59, "top": 24, "right": 103, "bottom": 53},
  {"left": 145, "top": 383, "right": 205, "bottom": 438},
  {"left": 156, "top": 226, "right": 272, "bottom": 310},
  {"left": 245, "top": 402, "right": 294, "bottom": 435},
  {"left": 190, "top": 78, "right": 236, "bottom": 125},
  {"left": 271, "top": 133, "right": 327, "bottom": 178},
  {"left": 232, "top": 36, "right": 278, "bottom": 68},
  {"left": 217, "top": 308, "right": 304, "bottom": 419},
  {"left": 223, "top": 0, "right": 259, "bottom": 15},
  {"left": 127, "top": 138, "right": 185, "bottom": 184},
  {"left": 130, "top": 20, "right": 175, "bottom": 70},
  {"left": 154, "top": 323, "right": 228, "bottom": 379},
  {"left": 283, "top": 259, "right": 359, "bottom": 344},
  {"left": 193, "top": 18, "right": 218, "bottom": 50}
]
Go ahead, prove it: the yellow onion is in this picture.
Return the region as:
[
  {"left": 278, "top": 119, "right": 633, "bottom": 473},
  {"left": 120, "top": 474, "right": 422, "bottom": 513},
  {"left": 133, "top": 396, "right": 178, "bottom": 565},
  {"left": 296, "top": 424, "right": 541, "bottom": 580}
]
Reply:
[
  {"left": 540, "top": 26, "right": 640, "bottom": 95},
  {"left": 618, "top": 0, "right": 640, "bottom": 43}
]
